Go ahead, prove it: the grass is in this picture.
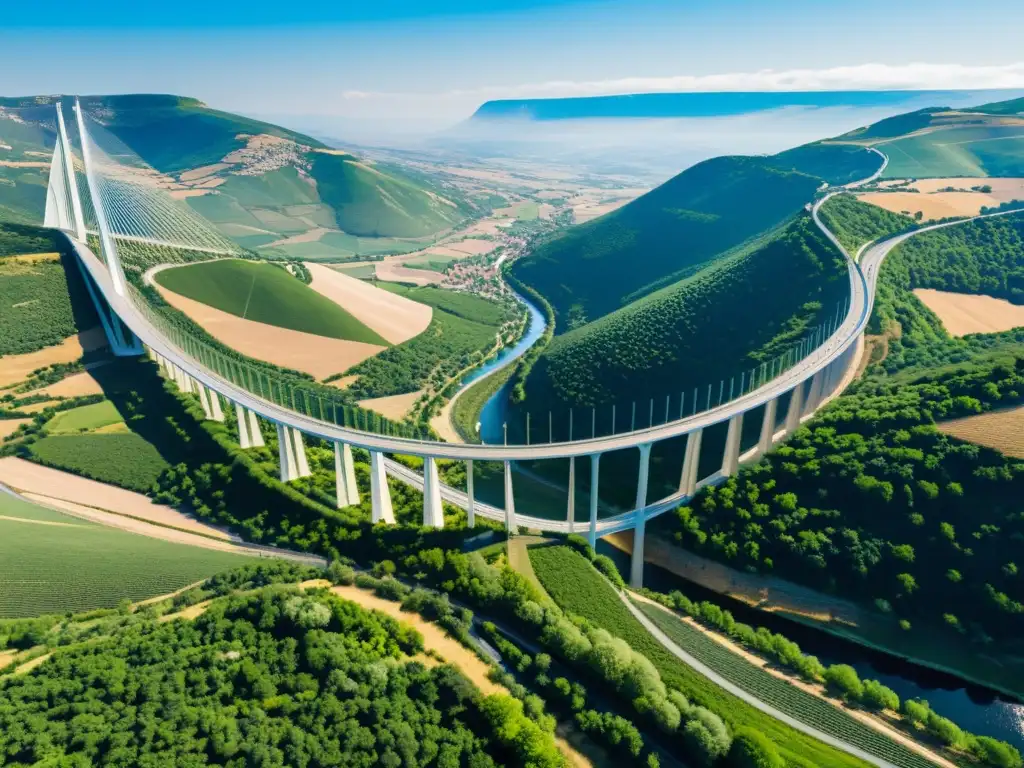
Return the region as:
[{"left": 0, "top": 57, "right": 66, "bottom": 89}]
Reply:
[
  {"left": 336, "top": 264, "right": 379, "bottom": 279},
  {"left": 877, "top": 124, "right": 1024, "bottom": 179},
  {"left": 30, "top": 433, "right": 170, "bottom": 493},
  {"left": 528, "top": 544, "right": 877, "bottom": 768},
  {"left": 633, "top": 598, "right": 939, "bottom": 768},
  {"left": 154, "top": 258, "right": 389, "bottom": 345},
  {"left": 44, "top": 401, "right": 124, "bottom": 434},
  {"left": 0, "top": 494, "right": 255, "bottom": 618}
]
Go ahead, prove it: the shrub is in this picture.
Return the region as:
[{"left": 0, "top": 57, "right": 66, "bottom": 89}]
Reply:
[
  {"left": 823, "top": 664, "right": 864, "bottom": 702},
  {"left": 728, "top": 727, "right": 784, "bottom": 768},
  {"left": 861, "top": 679, "right": 900, "bottom": 712}
]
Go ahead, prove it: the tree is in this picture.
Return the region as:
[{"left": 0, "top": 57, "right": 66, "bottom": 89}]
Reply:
[
  {"left": 823, "top": 664, "right": 863, "bottom": 702},
  {"left": 728, "top": 727, "right": 784, "bottom": 768}
]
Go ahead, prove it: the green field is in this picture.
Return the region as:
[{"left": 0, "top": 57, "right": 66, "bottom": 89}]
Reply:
[
  {"left": 0, "top": 493, "right": 255, "bottom": 617},
  {"left": 154, "top": 258, "right": 389, "bottom": 345},
  {"left": 632, "top": 599, "right": 937, "bottom": 768},
  {"left": 871, "top": 125, "right": 1024, "bottom": 179},
  {"left": 528, "top": 544, "right": 877, "bottom": 768},
  {"left": 336, "top": 264, "right": 379, "bottom": 279},
  {"left": 30, "top": 433, "right": 170, "bottom": 493},
  {"left": 44, "top": 401, "right": 125, "bottom": 434}
]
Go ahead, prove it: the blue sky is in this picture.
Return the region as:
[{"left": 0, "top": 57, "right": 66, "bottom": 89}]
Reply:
[{"left": 4, "top": 0, "right": 1024, "bottom": 135}]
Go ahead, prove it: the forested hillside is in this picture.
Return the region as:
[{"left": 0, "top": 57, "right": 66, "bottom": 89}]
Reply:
[
  {"left": 818, "top": 194, "right": 916, "bottom": 255},
  {"left": 516, "top": 214, "right": 848, "bottom": 418},
  {"left": 510, "top": 143, "right": 878, "bottom": 330},
  {"left": 879, "top": 212, "right": 1024, "bottom": 305}
]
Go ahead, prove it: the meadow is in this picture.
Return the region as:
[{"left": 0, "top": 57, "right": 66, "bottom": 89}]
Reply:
[
  {"left": 43, "top": 400, "right": 124, "bottom": 434},
  {"left": 0, "top": 494, "right": 254, "bottom": 617},
  {"left": 29, "top": 433, "right": 170, "bottom": 492},
  {"left": 877, "top": 125, "right": 1024, "bottom": 179},
  {"left": 154, "top": 258, "right": 390, "bottom": 345}
]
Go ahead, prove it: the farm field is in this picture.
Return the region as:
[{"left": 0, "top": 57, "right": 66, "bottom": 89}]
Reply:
[
  {"left": 357, "top": 389, "right": 424, "bottom": 419},
  {"left": 0, "top": 492, "right": 255, "bottom": 617},
  {"left": 913, "top": 288, "right": 1024, "bottom": 336},
  {"left": 153, "top": 258, "right": 389, "bottom": 345},
  {"left": 858, "top": 178, "right": 1024, "bottom": 220},
  {"left": 0, "top": 258, "right": 96, "bottom": 357},
  {"left": 0, "top": 328, "right": 106, "bottom": 388},
  {"left": 305, "top": 261, "right": 432, "bottom": 344},
  {"left": 43, "top": 400, "right": 124, "bottom": 434},
  {"left": 632, "top": 598, "right": 948, "bottom": 768},
  {"left": 153, "top": 284, "right": 385, "bottom": 378},
  {"left": 0, "top": 456, "right": 235, "bottom": 541},
  {"left": 30, "top": 433, "right": 170, "bottom": 493},
  {"left": 938, "top": 406, "right": 1024, "bottom": 458},
  {"left": 527, "top": 544, "right": 879, "bottom": 768}
]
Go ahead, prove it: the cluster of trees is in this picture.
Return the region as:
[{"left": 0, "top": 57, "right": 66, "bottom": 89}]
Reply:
[
  {"left": 818, "top": 193, "right": 916, "bottom": 255},
  {"left": 0, "top": 222, "right": 69, "bottom": 257},
  {"left": 0, "top": 583, "right": 568, "bottom": 767},
  {"left": 342, "top": 285, "right": 518, "bottom": 400},
  {"left": 657, "top": 353, "right": 1024, "bottom": 646},
  {"left": 879, "top": 212, "right": 1024, "bottom": 305}
]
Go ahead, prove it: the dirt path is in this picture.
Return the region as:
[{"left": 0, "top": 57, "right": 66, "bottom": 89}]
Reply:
[
  {"left": 320, "top": 582, "right": 592, "bottom": 767},
  {"left": 0, "top": 514, "right": 84, "bottom": 527},
  {"left": 630, "top": 593, "right": 957, "bottom": 768}
]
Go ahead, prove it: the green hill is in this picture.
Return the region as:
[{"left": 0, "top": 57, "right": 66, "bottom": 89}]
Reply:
[
  {"left": 834, "top": 96, "right": 1024, "bottom": 178},
  {"left": 510, "top": 144, "right": 877, "bottom": 330},
  {"left": 154, "top": 258, "right": 390, "bottom": 345},
  {"left": 517, "top": 213, "right": 847, "bottom": 419},
  {"left": 0, "top": 94, "right": 471, "bottom": 249}
]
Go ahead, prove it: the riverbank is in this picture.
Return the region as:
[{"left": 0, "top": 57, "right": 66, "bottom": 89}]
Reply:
[{"left": 604, "top": 531, "right": 1024, "bottom": 719}]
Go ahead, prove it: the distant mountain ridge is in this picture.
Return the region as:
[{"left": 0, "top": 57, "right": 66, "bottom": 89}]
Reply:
[{"left": 471, "top": 89, "right": 1024, "bottom": 122}]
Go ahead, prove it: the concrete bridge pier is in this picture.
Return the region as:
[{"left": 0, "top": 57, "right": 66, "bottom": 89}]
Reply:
[
  {"left": 277, "top": 423, "right": 300, "bottom": 482},
  {"left": 758, "top": 398, "right": 778, "bottom": 455},
  {"left": 466, "top": 460, "right": 475, "bottom": 528},
  {"left": 803, "top": 369, "right": 826, "bottom": 416},
  {"left": 588, "top": 453, "right": 601, "bottom": 550},
  {"left": 629, "top": 442, "right": 653, "bottom": 589},
  {"left": 247, "top": 409, "right": 265, "bottom": 448},
  {"left": 679, "top": 428, "right": 703, "bottom": 497},
  {"left": 423, "top": 457, "right": 445, "bottom": 528},
  {"left": 785, "top": 383, "right": 804, "bottom": 435},
  {"left": 196, "top": 381, "right": 215, "bottom": 420},
  {"left": 721, "top": 412, "right": 745, "bottom": 477},
  {"left": 236, "top": 403, "right": 254, "bottom": 448},
  {"left": 503, "top": 461, "right": 517, "bottom": 532},
  {"left": 369, "top": 451, "right": 395, "bottom": 524},
  {"left": 566, "top": 456, "right": 576, "bottom": 533},
  {"left": 334, "top": 442, "right": 359, "bottom": 508}
]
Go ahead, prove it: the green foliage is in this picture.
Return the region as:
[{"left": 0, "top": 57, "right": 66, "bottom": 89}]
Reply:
[
  {"left": 818, "top": 194, "right": 916, "bottom": 255},
  {"left": 29, "top": 433, "right": 170, "bottom": 492},
  {"left": 154, "top": 258, "right": 390, "bottom": 344},
  {"left": 517, "top": 214, "right": 848, "bottom": 415},
  {"left": 342, "top": 285, "right": 515, "bottom": 399},
  {"left": 0, "top": 229, "right": 98, "bottom": 356},
  {"left": 657, "top": 352, "right": 1024, "bottom": 645},
  {"left": 527, "top": 545, "right": 879, "bottom": 768},
  {"left": 876, "top": 211, "right": 1024, "bottom": 306},
  {"left": 729, "top": 727, "right": 784, "bottom": 768},
  {"left": 0, "top": 586, "right": 546, "bottom": 766},
  {"left": 0, "top": 494, "right": 256, "bottom": 617},
  {"left": 511, "top": 154, "right": 825, "bottom": 326}
]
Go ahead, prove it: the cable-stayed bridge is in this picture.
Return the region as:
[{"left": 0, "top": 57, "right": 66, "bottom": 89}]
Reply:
[{"left": 41, "top": 98, "right": 942, "bottom": 587}]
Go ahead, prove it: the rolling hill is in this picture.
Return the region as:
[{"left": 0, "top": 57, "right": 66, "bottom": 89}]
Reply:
[
  {"left": 0, "top": 94, "right": 472, "bottom": 253},
  {"left": 510, "top": 143, "right": 877, "bottom": 331},
  {"left": 834, "top": 95, "right": 1024, "bottom": 178}
]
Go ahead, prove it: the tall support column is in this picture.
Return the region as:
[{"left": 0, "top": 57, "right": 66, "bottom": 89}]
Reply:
[
  {"left": 679, "top": 428, "right": 703, "bottom": 497},
  {"left": 334, "top": 442, "right": 360, "bottom": 508},
  {"left": 247, "top": 409, "right": 265, "bottom": 448},
  {"left": 721, "top": 412, "right": 744, "bottom": 477},
  {"left": 196, "top": 381, "right": 215, "bottom": 420},
  {"left": 630, "top": 443, "right": 653, "bottom": 589},
  {"left": 803, "top": 370, "right": 825, "bottom": 417},
  {"left": 785, "top": 383, "right": 804, "bottom": 435},
  {"left": 277, "top": 423, "right": 298, "bottom": 482},
  {"left": 235, "top": 403, "right": 252, "bottom": 449},
  {"left": 466, "top": 459, "right": 475, "bottom": 528},
  {"left": 588, "top": 454, "right": 601, "bottom": 550},
  {"left": 503, "top": 461, "right": 517, "bottom": 533},
  {"left": 291, "top": 428, "right": 311, "bottom": 478},
  {"left": 208, "top": 389, "right": 225, "bottom": 422},
  {"left": 369, "top": 451, "right": 395, "bottom": 524},
  {"left": 566, "top": 457, "right": 576, "bottom": 533},
  {"left": 758, "top": 398, "right": 779, "bottom": 455},
  {"left": 422, "top": 457, "right": 445, "bottom": 528}
]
